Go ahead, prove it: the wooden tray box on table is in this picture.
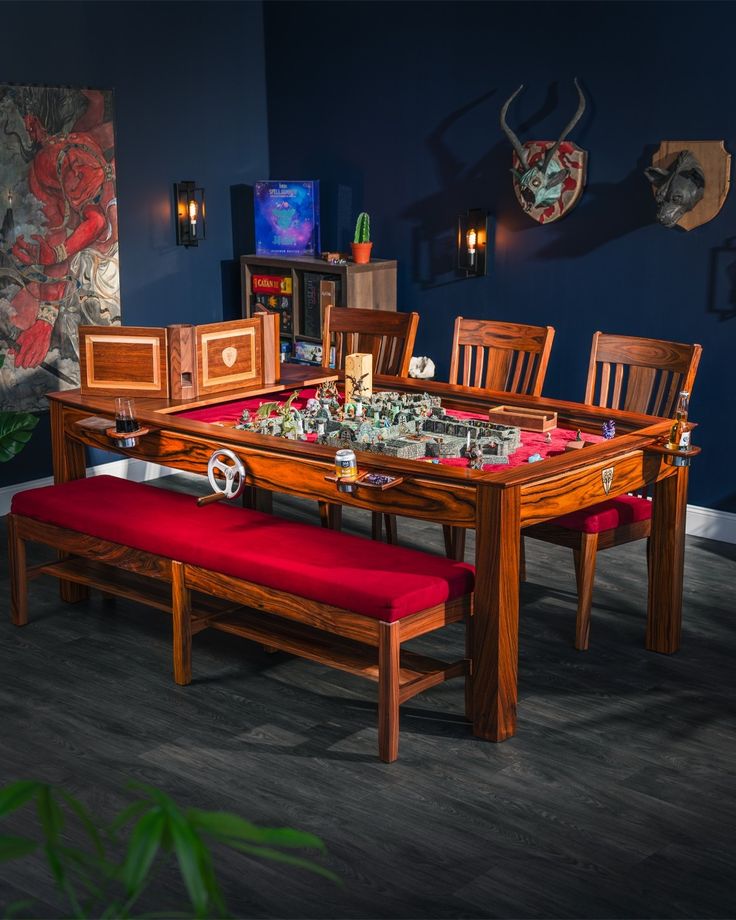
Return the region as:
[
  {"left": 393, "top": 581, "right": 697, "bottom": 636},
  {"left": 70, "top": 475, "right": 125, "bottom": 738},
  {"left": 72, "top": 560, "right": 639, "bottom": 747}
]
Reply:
[{"left": 489, "top": 405, "right": 557, "bottom": 432}]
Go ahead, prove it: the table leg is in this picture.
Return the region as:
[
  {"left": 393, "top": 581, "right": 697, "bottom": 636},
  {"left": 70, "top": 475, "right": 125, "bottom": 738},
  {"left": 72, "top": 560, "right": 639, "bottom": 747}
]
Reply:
[
  {"left": 50, "top": 401, "right": 86, "bottom": 485},
  {"left": 647, "top": 466, "right": 688, "bottom": 654},
  {"left": 319, "top": 502, "right": 342, "bottom": 530},
  {"left": 472, "top": 485, "right": 520, "bottom": 742},
  {"left": 253, "top": 489, "right": 273, "bottom": 514},
  {"left": 50, "top": 401, "right": 89, "bottom": 604}
]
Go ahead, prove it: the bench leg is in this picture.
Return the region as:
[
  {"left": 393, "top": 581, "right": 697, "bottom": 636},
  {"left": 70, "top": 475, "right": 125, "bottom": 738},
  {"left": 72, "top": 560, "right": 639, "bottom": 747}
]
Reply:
[
  {"left": 171, "top": 562, "right": 192, "bottom": 686},
  {"left": 378, "top": 621, "right": 400, "bottom": 763},
  {"left": 59, "top": 550, "right": 89, "bottom": 604},
  {"left": 8, "top": 515, "right": 28, "bottom": 627}
]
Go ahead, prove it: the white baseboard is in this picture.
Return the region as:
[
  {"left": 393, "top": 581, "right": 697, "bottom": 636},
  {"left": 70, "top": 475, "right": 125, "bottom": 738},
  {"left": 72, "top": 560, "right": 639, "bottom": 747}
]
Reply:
[
  {"left": 2, "top": 464, "right": 735, "bottom": 545},
  {"left": 0, "top": 458, "right": 177, "bottom": 516},
  {"left": 685, "top": 504, "right": 736, "bottom": 544}
]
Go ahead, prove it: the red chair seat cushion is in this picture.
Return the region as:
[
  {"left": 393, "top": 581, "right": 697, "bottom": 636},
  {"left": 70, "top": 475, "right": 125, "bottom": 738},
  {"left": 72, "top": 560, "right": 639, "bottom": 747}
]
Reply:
[
  {"left": 12, "top": 476, "right": 474, "bottom": 623},
  {"left": 552, "top": 494, "right": 652, "bottom": 534}
]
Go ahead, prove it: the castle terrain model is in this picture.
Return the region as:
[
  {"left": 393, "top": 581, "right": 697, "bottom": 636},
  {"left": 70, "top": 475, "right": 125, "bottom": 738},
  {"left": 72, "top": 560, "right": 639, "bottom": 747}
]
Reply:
[{"left": 234, "top": 382, "right": 522, "bottom": 467}]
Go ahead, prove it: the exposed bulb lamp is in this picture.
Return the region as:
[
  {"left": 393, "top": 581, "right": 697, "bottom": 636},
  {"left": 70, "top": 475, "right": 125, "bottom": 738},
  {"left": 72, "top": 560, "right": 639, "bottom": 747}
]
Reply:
[
  {"left": 174, "top": 181, "right": 206, "bottom": 247},
  {"left": 457, "top": 209, "right": 489, "bottom": 277}
]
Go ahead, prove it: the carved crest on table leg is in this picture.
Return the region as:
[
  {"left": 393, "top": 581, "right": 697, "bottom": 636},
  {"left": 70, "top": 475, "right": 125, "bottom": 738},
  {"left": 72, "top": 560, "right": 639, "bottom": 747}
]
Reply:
[{"left": 601, "top": 467, "right": 614, "bottom": 495}]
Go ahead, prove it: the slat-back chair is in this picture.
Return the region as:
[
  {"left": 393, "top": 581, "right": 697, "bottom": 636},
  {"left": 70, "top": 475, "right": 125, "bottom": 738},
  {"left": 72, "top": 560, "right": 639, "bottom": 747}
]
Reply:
[
  {"left": 584, "top": 332, "right": 701, "bottom": 416},
  {"left": 448, "top": 318, "right": 555, "bottom": 396},
  {"left": 525, "top": 332, "right": 702, "bottom": 650},
  {"left": 322, "top": 306, "right": 419, "bottom": 377},
  {"left": 442, "top": 319, "right": 556, "bottom": 559},
  {"left": 320, "top": 306, "right": 419, "bottom": 537}
]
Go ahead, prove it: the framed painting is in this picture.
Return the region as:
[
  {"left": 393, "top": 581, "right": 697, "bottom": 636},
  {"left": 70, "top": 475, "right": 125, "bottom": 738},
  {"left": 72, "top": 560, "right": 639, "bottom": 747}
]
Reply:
[{"left": 0, "top": 84, "right": 120, "bottom": 411}]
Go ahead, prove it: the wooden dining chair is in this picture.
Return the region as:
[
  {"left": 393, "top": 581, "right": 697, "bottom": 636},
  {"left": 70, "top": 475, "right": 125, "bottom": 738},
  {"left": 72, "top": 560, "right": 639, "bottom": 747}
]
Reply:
[
  {"left": 320, "top": 306, "right": 419, "bottom": 537},
  {"left": 524, "top": 332, "right": 702, "bottom": 650},
  {"left": 448, "top": 317, "right": 555, "bottom": 395},
  {"left": 322, "top": 305, "right": 419, "bottom": 377},
  {"left": 442, "top": 319, "right": 556, "bottom": 559}
]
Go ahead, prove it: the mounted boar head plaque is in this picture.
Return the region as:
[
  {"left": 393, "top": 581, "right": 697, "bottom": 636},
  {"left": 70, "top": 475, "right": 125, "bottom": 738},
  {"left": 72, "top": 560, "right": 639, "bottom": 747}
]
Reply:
[
  {"left": 645, "top": 141, "right": 731, "bottom": 231},
  {"left": 500, "top": 78, "right": 588, "bottom": 224},
  {"left": 645, "top": 150, "right": 706, "bottom": 228}
]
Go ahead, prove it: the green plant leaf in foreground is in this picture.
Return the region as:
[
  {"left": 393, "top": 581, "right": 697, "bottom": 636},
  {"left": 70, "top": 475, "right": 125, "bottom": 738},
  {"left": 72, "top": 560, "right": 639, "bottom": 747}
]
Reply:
[
  {"left": 0, "top": 779, "right": 339, "bottom": 918},
  {"left": 0, "top": 781, "right": 43, "bottom": 818},
  {"left": 168, "top": 810, "right": 214, "bottom": 918},
  {"left": 0, "top": 411, "right": 39, "bottom": 463},
  {"left": 189, "top": 809, "right": 326, "bottom": 852},
  {"left": 0, "top": 835, "right": 37, "bottom": 860},
  {"left": 227, "top": 840, "right": 341, "bottom": 885},
  {"left": 122, "top": 809, "right": 166, "bottom": 897}
]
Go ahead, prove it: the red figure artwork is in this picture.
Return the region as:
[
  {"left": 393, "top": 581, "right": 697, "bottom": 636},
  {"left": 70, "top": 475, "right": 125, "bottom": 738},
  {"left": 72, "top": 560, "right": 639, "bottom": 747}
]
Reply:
[{"left": 0, "top": 85, "right": 120, "bottom": 411}]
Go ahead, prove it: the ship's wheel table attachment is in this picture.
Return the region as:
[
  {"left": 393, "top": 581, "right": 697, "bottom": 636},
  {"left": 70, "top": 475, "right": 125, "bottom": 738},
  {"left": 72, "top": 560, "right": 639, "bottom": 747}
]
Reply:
[{"left": 198, "top": 449, "right": 247, "bottom": 506}]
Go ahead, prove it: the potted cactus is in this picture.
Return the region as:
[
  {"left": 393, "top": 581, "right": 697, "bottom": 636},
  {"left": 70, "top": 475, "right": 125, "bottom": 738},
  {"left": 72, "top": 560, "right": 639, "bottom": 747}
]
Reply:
[{"left": 351, "top": 212, "right": 372, "bottom": 264}]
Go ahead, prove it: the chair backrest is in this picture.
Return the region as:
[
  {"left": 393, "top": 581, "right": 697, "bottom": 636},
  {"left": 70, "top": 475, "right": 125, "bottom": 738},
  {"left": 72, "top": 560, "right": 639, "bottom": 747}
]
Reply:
[
  {"left": 584, "top": 332, "right": 702, "bottom": 417},
  {"left": 322, "top": 306, "right": 419, "bottom": 377},
  {"left": 447, "top": 318, "right": 555, "bottom": 396}
]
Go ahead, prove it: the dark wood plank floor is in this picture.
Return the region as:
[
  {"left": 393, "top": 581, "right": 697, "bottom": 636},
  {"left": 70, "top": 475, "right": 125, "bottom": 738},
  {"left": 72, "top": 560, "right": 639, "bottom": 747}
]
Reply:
[{"left": 2, "top": 474, "right": 735, "bottom": 918}]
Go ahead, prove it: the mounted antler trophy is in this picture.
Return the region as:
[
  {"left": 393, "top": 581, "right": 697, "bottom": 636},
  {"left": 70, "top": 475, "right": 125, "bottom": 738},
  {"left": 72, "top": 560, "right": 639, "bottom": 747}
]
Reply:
[{"left": 500, "top": 78, "right": 588, "bottom": 224}]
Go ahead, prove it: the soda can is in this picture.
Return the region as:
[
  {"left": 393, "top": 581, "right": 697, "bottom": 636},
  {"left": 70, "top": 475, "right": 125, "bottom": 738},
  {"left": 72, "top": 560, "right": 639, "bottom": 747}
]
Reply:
[{"left": 335, "top": 448, "right": 357, "bottom": 479}]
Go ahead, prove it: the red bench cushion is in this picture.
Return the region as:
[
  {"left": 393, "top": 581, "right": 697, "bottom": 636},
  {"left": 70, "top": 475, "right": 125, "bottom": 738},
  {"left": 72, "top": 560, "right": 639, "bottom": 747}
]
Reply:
[
  {"left": 12, "top": 476, "right": 474, "bottom": 623},
  {"left": 552, "top": 495, "right": 652, "bottom": 534}
]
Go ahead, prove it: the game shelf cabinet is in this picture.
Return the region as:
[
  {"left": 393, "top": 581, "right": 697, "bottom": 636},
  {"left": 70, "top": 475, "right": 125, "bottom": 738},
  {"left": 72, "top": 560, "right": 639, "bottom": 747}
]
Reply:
[{"left": 240, "top": 254, "right": 398, "bottom": 363}]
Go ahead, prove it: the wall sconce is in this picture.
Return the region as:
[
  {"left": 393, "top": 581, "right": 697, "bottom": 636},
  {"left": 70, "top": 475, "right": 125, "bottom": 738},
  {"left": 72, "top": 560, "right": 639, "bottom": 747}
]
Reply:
[
  {"left": 174, "top": 181, "right": 206, "bottom": 247},
  {"left": 457, "top": 209, "right": 489, "bottom": 277}
]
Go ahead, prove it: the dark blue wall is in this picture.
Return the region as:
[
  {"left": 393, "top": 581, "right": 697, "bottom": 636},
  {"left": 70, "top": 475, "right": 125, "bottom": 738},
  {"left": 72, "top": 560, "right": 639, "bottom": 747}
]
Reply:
[
  {"left": 263, "top": 0, "right": 735, "bottom": 512},
  {"left": 1, "top": 0, "right": 269, "bottom": 487}
]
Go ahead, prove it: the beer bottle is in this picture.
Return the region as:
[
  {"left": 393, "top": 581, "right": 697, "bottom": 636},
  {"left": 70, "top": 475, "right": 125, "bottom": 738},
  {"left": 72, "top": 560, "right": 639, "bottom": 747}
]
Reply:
[{"left": 667, "top": 390, "right": 691, "bottom": 451}]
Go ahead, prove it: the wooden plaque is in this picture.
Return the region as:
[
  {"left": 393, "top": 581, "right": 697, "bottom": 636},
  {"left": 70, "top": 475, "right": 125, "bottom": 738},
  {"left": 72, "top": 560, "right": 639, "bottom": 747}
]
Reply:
[
  {"left": 651, "top": 140, "right": 731, "bottom": 230},
  {"left": 79, "top": 326, "right": 169, "bottom": 398},
  {"left": 194, "top": 318, "right": 263, "bottom": 396}
]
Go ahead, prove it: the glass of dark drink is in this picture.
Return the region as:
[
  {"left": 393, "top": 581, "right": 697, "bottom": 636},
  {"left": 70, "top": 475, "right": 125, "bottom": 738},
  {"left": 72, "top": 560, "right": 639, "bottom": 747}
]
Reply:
[
  {"left": 115, "top": 398, "right": 137, "bottom": 447},
  {"left": 115, "top": 397, "right": 137, "bottom": 433}
]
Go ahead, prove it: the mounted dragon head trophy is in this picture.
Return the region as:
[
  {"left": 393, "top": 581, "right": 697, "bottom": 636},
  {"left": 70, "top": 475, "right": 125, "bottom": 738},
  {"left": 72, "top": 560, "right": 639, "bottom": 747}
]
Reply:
[{"left": 500, "top": 78, "right": 588, "bottom": 224}]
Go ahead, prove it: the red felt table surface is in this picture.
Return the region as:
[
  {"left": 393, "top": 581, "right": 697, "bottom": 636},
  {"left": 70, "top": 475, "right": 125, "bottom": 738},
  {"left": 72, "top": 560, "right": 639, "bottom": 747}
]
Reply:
[{"left": 176, "top": 388, "right": 605, "bottom": 470}]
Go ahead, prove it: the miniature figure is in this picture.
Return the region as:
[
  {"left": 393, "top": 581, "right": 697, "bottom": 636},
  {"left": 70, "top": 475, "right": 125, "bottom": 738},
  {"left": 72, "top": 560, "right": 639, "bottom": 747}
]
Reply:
[
  {"left": 316, "top": 380, "right": 340, "bottom": 403},
  {"left": 346, "top": 371, "right": 371, "bottom": 402},
  {"left": 467, "top": 441, "right": 485, "bottom": 470}
]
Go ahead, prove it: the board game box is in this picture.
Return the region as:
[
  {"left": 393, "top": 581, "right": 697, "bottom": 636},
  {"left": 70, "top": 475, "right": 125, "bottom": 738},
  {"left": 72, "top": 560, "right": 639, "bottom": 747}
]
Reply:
[
  {"left": 251, "top": 273, "right": 294, "bottom": 334},
  {"left": 254, "top": 180, "right": 320, "bottom": 256}
]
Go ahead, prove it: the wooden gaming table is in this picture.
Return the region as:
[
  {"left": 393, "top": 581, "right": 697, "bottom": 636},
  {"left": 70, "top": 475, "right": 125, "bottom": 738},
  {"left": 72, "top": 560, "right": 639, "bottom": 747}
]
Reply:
[{"left": 47, "top": 365, "right": 692, "bottom": 743}]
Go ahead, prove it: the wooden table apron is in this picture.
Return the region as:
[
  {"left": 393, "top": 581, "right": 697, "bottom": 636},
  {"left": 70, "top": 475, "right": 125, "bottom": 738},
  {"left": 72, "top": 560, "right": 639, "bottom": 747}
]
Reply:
[{"left": 47, "top": 373, "right": 685, "bottom": 744}]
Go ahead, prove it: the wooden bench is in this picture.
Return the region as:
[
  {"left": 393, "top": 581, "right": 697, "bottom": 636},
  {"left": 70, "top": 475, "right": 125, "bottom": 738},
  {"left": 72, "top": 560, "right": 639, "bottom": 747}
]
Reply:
[{"left": 8, "top": 475, "right": 474, "bottom": 762}]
